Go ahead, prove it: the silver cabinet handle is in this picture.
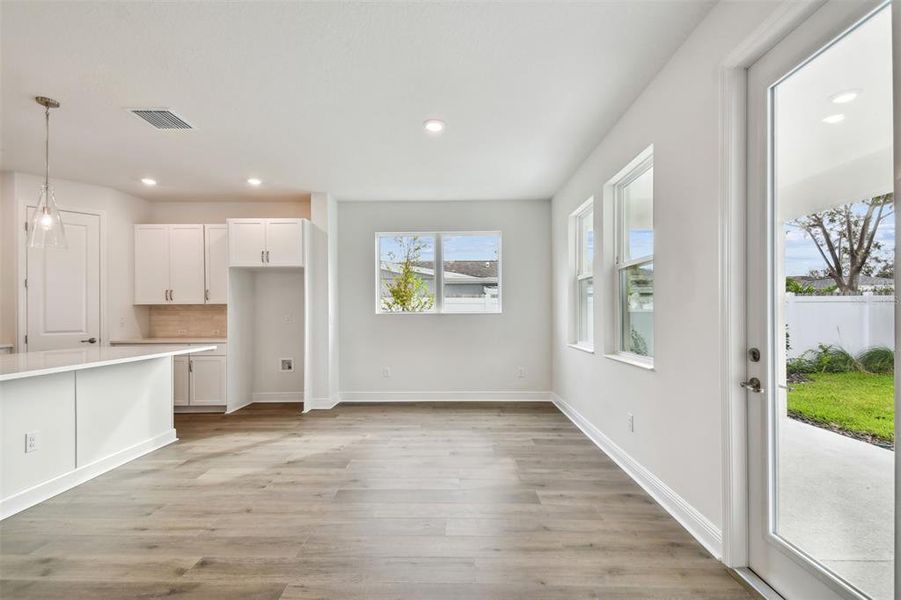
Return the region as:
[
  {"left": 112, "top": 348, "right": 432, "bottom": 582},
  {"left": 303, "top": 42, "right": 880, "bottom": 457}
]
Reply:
[
  {"left": 164, "top": 289, "right": 169, "bottom": 302},
  {"left": 170, "top": 289, "right": 174, "bottom": 302},
  {"left": 265, "top": 250, "right": 270, "bottom": 263},
  {"left": 261, "top": 250, "right": 265, "bottom": 263},
  {"left": 205, "top": 289, "right": 210, "bottom": 302}
]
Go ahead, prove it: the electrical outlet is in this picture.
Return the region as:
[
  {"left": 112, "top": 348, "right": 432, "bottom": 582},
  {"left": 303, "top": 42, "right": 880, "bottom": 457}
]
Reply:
[
  {"left": 627, "top": 413, "right": 634, "bottom": 433},
  {"left": 119, "top": 317, "right": 126, "bottom": 329},
  {"left": 284, "top": 314, "right": 295, "bottom": 324},
  {"left": 517, "top": 367, "right": 525, "bottom": 378},
  {"left": 382, "top": 367, "right": 391, "bottom": 378},
  {"left": 279, "top": 358, "right": 294, "bottom": 372},
  {"left": 25, "top": 432, "right": 38, "bottom": 453},
  {"left": 177, "top": 329, "right": 187, "bottom": 335}
]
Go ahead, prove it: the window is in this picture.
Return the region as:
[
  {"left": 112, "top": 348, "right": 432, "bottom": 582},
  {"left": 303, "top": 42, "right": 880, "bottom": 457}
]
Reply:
[
  {"left": 376, "top": 232, "right": 501, "bottom": 314},
  {"left": 613, "top": 148, "right": 654, "bottom": 361},
  {"left": 571, "top": 199, "right": 594, "bottom": 349}
]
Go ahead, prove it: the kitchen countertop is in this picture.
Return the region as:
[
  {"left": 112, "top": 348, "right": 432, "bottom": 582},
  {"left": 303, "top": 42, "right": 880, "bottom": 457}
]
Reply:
[
  {"left": 109, "top": 337, "right": 227, "bottom": 344},
  {"left": 0, "top": 345, "right": 216, "bottom": 382}
]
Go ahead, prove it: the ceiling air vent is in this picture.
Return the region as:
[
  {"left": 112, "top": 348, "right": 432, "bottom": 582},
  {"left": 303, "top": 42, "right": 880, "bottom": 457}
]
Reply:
[{"left": 129, "top": 109, "right": 193, "bottom": 130}]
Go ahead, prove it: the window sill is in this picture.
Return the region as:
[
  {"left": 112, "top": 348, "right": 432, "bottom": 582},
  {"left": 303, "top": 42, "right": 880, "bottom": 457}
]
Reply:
[
  {"left": 568, "top": 343, "right": 595, "bottom": 354},
  {"left": 604, "top": 353, "right": 654, "bottom": 371}
]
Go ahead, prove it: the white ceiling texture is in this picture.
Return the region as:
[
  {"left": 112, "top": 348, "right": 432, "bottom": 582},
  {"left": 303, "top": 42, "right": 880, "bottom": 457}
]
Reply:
[{"left": 1, "top": 1, "right": 714, "bottom": 202}]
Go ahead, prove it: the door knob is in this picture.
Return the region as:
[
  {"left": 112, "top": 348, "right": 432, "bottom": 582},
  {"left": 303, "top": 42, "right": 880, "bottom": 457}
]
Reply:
[
  {"left": 80, "top": 337, "right": 97, "bottom": 344},
  {"left": 740, "top": 377, "right": 763, "bottom": 393}
]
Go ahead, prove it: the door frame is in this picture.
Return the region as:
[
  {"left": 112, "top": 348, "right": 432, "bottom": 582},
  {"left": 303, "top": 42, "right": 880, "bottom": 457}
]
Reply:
[
  {"left": 15, "top": 196, "right": 108, "bottom": 351},
  {"left": 718, "top": 0, "right": 897, "bottom": 594}
]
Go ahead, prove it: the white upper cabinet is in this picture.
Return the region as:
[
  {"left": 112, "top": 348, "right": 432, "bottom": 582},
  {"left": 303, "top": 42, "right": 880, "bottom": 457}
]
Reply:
[
  {"left": 134, "top": 224, "right": 222, "bottom": 305},
  {"left": 227, "top": 218, "right": 305, "bottom": 267},
  {"left": 134, "top": 225, "right": 171, "bottom": 304},
  {"left": 265, "top": 219, "right": 304, "bottom": 266},
  {"left": 228, "top": 220, "right": 267, "bottom": 266},
  {"left": 204, "top": 225, "right": 228, "bottom": 304},
  {"left": 168, "top": 224, "right": 205, "bottom": 304}
]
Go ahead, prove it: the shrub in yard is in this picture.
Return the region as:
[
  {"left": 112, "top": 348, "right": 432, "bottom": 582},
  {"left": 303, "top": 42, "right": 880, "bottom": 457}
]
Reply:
[
  {"left": 788, "top": 344, "right": 861, "bottom": 374},
  {"left": 857, "top": 346, "right": 894, "bottom": 374}
]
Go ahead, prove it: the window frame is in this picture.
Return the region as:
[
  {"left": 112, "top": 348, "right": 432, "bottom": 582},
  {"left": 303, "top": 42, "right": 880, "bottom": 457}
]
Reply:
[
  {"left": 570, "top": 197, "right": 595, "bottom": 351},
  {"left": 611, "top": 147, "right": 654, "bottom": 367},
  {"left": 374, "top": 231, "right": 502, "bottom": 315}
]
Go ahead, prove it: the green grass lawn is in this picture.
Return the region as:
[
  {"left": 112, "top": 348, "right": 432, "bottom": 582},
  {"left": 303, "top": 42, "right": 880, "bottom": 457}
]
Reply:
[{"left": 787, "top": 372, "right": 894, "bottom": 444}]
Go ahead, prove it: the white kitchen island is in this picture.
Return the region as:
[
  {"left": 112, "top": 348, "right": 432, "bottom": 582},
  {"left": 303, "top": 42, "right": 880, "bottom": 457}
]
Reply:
[{"left": 0, "top": 344, "right": 215, "bottom": 519}]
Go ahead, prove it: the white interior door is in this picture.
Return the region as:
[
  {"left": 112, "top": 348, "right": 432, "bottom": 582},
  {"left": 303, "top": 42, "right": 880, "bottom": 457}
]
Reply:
[
  {"left": 747, "top": 2, "right": 894, "bottom": 599},
  {"left": 204, "top": 225, "right": 228, "bottom": 304},
  {"left": 168, "top": 224, "right": 205, "bottom": 304},
  {"left": 265, "top": 219, "right": 304, "bottom": 266},
  {"left": 134, "top": 225, "right": 170, "bottom": 304},
  {"left": 26, "top": 210, "right": 101, "bottom": 350}
]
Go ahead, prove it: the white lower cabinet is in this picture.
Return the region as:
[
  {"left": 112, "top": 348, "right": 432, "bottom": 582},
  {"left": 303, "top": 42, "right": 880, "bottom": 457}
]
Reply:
[
  {"left": 189, "top": 356, "right": 227, "bottom": 405},
  {"left": 111, "top": 342, "right": 227, "bottom": 409},
  {"left": 173, "top": 356, "right": 191, "bottom": 406}
]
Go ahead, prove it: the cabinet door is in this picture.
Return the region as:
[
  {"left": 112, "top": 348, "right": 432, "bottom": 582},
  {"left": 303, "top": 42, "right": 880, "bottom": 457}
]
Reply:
[
  {"left": 173, "top": 356, "right": 190, "bottom": 406},
  {"left": 190, "top": 356, "right": 226, "bottom": 405},
  {"left": 168, "top": 225, "right": 206, "bottom": 304},
  {"left": 265, "top": 219, "right": 304, "bottom": 266},
  {"left": 228, "top": 220, "right": 267, "bottom": 266},
  {"left": 204, "top": 225, "right": 228, "bottom": 304},
  {"left": 134, "top": 225, "right": 170, "bottom": 304}
]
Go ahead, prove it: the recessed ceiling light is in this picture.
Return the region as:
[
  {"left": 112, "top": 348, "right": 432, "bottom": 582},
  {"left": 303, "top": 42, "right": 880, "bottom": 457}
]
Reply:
[
  {"left": 141, "top": 178, "right": 157, "bottom": 186},
  {"left": 247, "top": 178, "right": 262, "bottom": 186},
  {"left": 822, "top": 114, "right": 845, "bottom": 124},
  {"left": 423, "top": 119, "right": 446, "bottom": 135},
  {"left": 830, "top": 90, "right": 860, "bottom": 104}
]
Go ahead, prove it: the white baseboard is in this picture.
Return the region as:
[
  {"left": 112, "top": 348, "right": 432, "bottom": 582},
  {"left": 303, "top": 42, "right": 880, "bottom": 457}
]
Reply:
[
  {"left": 551, "top": 392, "right": 723, "bottom": 559},
  {"left": 251, "top": 391, "right": 304, "bottom": 403},
  {"left": 0, "top": 429, "right": 177, "bottom": 520},
  {"left": 339, "top": 390, "right": 552, "bottom": 402},
  {"left": 306, "top": 396, "right": 340, "bottom": 410}
]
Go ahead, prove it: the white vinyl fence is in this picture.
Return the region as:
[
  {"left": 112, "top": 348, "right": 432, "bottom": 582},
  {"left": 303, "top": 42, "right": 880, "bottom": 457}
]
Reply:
[{"left": 785, "top": 294, "right": 895, "bottom": 358}]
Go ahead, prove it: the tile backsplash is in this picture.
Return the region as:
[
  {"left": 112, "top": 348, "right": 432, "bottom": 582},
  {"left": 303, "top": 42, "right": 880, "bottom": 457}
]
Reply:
[{"left": 149, "top": 305, "right": 227, "bottom": 338}]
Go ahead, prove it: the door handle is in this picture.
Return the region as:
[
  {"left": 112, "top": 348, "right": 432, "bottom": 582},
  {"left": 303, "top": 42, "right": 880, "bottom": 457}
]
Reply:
[
  {"left": 80, "top": 337, "right": 97, "bottom": 344},
  {"left": 740, "top": 377, "right": 764, "bottom": 393}
]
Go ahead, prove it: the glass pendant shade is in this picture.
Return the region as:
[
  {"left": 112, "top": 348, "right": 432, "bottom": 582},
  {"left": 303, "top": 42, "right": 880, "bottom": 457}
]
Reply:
[{"left": 27, "top": 184, "right": 67, "bottom": 249}]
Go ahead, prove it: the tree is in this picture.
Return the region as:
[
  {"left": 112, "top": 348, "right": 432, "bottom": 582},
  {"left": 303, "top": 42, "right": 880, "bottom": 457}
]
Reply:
[
  {"left": 381, "top": 236, "right": 435, "bottom": 312},
  {"left": 788, "top": 193, "right": 893, "bottom": 294}
]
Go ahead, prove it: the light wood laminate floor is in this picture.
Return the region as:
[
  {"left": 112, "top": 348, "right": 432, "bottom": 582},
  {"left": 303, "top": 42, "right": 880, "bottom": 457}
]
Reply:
[{"left": 0, "top": 403, "right": 754, "bottom": 599}]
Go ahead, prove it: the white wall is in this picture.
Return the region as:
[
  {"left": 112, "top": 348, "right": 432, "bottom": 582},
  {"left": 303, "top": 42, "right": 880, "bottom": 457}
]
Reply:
[
  {"left": 252, "top": 270, "right": 304, "bottom": 398},
  {"left": 145, "top": 200, "right": 309, "bottom": 224},
  {"left": 338, "top": 199, "right": 551, "bottom": 398},
  {"left": 0, "top": 172, "right": 150, "bottom": 346},
  {"left": 551, "top": 1, "right": 781, "bottom": 536}
]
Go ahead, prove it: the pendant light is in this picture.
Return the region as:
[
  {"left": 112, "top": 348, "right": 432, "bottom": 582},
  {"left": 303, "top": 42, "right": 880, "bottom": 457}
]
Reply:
[{"left": 27, "top": 96, "right": 67, "bottom": 249}]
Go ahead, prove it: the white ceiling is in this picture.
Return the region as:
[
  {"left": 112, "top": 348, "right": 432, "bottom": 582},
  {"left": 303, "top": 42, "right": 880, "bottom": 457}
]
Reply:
[{"left": 1, "top": 1, "right": 714, "bottom": 202}]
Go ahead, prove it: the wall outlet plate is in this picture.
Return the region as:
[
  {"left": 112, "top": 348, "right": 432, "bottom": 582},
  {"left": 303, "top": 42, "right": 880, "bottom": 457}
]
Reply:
[
  {"left": 279, "top": 358, "right": 294, "bottom": 372},
  {"left": 382, "top": 367, "right": 391, "bottom": 378},
  {"left": 25, "top": 431, "right": 38, "bottom": 453},
  {"left": 627, "top": 413, "right": 634, "bottom": 433}
]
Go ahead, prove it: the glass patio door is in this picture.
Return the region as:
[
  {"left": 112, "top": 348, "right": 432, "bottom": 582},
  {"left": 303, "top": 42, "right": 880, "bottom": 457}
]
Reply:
[{"left": 746, "top": 2, "right": 894, "bottom": 599}]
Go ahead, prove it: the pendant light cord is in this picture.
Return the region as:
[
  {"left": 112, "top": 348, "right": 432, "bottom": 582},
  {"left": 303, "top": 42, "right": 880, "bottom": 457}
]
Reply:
[{"left": 44, "top": 104, "right": 50, "bottom": 188}]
